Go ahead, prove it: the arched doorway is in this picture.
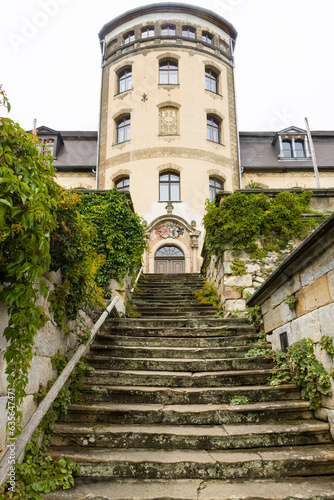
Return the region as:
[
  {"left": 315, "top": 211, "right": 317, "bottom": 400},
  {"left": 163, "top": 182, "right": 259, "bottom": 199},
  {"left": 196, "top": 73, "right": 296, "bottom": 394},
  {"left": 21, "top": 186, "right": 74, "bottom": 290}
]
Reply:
[{"left": 155, "top": 245, "right": 185, "bottom": 274}]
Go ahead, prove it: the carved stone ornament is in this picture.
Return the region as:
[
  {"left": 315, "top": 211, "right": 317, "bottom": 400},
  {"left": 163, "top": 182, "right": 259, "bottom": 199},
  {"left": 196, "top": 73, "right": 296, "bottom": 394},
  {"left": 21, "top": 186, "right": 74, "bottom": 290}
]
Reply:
[
  {"left": 160, "top": 108, "right": 178, "bottom": 135},
  {"left": 155, "top": 221, "right": 184, "bottom": 239}
]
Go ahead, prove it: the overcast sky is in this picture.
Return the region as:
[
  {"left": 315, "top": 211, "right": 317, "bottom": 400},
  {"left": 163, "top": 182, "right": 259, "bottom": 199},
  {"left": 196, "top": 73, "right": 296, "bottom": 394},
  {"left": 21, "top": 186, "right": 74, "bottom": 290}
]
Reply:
[{"left": 1, "top": 0, "right": 334, "bottom": 132}]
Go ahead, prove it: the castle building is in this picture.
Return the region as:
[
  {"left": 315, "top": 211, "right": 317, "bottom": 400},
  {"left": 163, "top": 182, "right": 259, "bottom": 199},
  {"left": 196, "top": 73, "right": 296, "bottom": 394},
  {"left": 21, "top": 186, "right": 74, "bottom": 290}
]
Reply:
[{"left": 35, "top": 3, "right": 334, "bottom": 274}]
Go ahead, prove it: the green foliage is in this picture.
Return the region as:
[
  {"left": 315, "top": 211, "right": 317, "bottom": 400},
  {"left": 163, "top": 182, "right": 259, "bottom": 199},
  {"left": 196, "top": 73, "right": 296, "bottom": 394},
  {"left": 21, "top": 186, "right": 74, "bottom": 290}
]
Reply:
[
  {"left": 0, "top": 355, "right": 92, "bottom": 499},
  {"left": 230, "top": 395, "right": 249, "bottom": 405},
  {"left": 244, "top": 347, "right": 272, "bottom": 358},
  {"left": 0, "top": 87, "right": 56, "bottom": 432},
  {"left": 78, "top": 190, "right": 146, "bottom": 294},
  {"left": 230, "top": 258, "right": 247, "bottom": 276},
  {"left": 49, "top": 185, "right": 105, "bottom": 326},
  {"left": 125, "top": 301, "right": 142, "bottom": 318},
  {"left": 319, "top": 335, "right": 334, "bottom": 356},
  {"left": 247, "top": 180, "right": 261, "bottom": 189},
  {"left": 269, "top": 339, "right": 332, "bottom": 409},
  {"left": 203, "top": 190, "right": 322, "bottom": 258},
  {"left": 283, "top": 294, "right": 299, "bottom": 311},
  {"left": 246, "top": 305, "right": 264, "bottom": 333},
  {"left": 194, "top": 281, "right": 218, "bottom": 307}
]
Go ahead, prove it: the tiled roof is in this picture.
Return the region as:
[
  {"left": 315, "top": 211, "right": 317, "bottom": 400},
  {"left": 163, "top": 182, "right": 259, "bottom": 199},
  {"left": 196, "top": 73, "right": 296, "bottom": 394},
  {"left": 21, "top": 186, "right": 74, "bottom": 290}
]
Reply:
[
  {"left": 53, "top": 132, "right": 97, "bottom": 168},
  {"left": 240, "top": 132, "right": 334, "bottom": 169}
]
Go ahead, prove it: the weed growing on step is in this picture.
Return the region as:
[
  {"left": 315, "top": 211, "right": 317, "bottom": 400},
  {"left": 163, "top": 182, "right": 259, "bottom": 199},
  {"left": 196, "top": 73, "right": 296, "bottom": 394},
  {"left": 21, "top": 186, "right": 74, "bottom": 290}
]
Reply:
[
  {"left": 230, "top": 395, "right": 249, "bottom": 405},
  {"left": 0, "top": 355, "right": 92, "bottom": 498},
  {"left": 126, "top": 301, "right": 142, "bottom": 317},
  {"left": 194, "top": 281, "right": 218, "bottom": 308},
  {"left": 244, "top": 348, "right": 272, "bottom": 358}
]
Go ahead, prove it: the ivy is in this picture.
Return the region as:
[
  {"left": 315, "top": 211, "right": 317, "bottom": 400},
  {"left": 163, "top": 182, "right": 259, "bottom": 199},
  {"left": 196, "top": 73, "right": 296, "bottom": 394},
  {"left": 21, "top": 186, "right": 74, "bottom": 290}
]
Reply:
[
  {"left": 0, "top": 87, "right": 56, "bottom": 432},
  {"left": 283, "top": 294, "right": 299, "bottom": 311},
  {"left": 48, "top": 184, "right": 105, "bottom": 327},
  {"left": 203, "top": 190, "right": 323, "bottom": 258},
  {"left": 230, "top": 258, "right": 247, "bottom": 276},
  {"left": 78, "top": 190, "right": 146, "bottom": 295},
  {"left": 319, "top": 334, "right": 334, "bottom": 356}
]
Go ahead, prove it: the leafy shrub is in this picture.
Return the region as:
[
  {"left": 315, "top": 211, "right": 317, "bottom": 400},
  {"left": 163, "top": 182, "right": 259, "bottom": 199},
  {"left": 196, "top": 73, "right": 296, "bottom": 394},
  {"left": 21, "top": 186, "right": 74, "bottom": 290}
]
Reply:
[
  {"left": 194, "top": 281, "right": 218, "bottom": 307},
  {"left": 283, "top": 294, "right": 299, "bottom": 311}
]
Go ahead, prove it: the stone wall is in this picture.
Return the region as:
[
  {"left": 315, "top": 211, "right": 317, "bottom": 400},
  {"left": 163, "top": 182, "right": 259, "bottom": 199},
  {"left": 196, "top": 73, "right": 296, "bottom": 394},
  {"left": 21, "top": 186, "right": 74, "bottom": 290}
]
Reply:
[
  {"left": 203, "top": 242, "right": 301, "bottom": 316},
  {"left": 247, "top": 212, "right": 334, "bottom": 421},
  {"left": 0, "top": 269, "right": 129, "bottom": 460}
]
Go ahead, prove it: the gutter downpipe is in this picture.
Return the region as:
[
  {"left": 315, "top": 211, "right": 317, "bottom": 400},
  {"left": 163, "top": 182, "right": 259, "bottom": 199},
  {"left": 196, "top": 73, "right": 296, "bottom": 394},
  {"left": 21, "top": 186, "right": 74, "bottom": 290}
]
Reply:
[
  {"left": 96, "top": 38, "right": 106, "bottom": 189},
  {"left": 231, "top": 38, "right": 242, "bottom": 190}
]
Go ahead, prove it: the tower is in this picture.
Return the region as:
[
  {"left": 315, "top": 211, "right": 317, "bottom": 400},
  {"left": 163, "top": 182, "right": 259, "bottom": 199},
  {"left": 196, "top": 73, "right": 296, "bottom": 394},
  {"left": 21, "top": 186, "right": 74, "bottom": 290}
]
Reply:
[{"left": 97, "top": 3, "right": 239, "bottom": 273}]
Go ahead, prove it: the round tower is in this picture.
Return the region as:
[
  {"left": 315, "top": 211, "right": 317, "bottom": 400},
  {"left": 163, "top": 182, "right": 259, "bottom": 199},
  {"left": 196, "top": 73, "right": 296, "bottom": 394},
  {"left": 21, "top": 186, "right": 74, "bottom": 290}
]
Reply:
[{"left": 98, "top": 3, "right": 238, "bottom": 273}]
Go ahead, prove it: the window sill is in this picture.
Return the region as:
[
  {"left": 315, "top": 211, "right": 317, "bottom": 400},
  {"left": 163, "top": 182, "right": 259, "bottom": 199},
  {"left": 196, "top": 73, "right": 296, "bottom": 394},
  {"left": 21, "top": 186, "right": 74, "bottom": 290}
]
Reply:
[
  {"left": 205, "top": 89, "right": 223, "bottom": 98},
  {"left": 207, "top": 139, "right": 225, "bottom": 147},
  {"left": 112, "top": 140, "right": 131, "bottom": 148},
  {"left": 158, "top": 200, "right": 182, "bottom": 203},
  {"left": 158, "top": 84, "right": 180, "bottom": 89},
  {"left": 114, "top": 88, "right": 133, "bottom": 98}
]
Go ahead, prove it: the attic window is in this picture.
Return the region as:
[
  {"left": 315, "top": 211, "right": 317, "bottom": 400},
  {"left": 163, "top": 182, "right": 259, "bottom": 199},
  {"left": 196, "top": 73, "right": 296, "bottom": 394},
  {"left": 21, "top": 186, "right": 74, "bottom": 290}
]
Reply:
[{"left": 276, "top": 133, "right": 311, "bottom": 160}]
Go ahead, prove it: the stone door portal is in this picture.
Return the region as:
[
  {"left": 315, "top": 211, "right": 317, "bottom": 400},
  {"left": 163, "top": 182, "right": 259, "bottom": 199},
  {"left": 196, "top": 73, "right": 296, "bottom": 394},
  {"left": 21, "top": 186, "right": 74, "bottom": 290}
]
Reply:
[{"left": 154, "top": 245, "right": 185, "bottom": 274}]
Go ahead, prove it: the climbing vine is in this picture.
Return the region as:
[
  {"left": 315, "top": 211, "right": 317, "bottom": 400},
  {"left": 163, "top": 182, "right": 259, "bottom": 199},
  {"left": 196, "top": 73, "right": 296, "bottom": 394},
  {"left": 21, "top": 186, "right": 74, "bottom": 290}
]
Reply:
[
  {"left": 79, "top": 190, "right": 146, "bottom": 295},
  {"left": 203, "top": 190, "right": 323, "bottom": 258},
  {"left": 0, "top": 86, "right": 56, "bottom": 432}
]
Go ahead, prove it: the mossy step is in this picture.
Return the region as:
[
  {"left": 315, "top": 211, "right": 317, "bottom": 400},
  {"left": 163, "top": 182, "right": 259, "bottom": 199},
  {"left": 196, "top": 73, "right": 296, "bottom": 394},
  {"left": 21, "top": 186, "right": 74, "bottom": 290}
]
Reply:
[
  {"left": 89, "top": 345, "right": 266, "bottom": 359},
  {"left": 101, "top": 326, "right": 254, "bottom": 338},
  {"left": 46, "top": 444, "right": 334, "bottom": 479},
  {"left": 95, "top": 333, "right": 259, "bottom": 347},
  {"left": 83, "top": 368, "right": 273, "bottom": 387},
  {"left": 85, "top": 355, "right": 273, "bottom": 372},
  {"left": 80, "top": 383, "right": 301, "bottom": 405},
  {"left": 60, "top": 401, "right": 313, "bottom": 425},
  {"left": 39, "top": 475, "right": 334, "bottom": 500},
  {"left": 136, "top": 311, "right": 218, "bottom": 318},
  {"left": 50, "top": 420, "right": 332, "bottom": 450},
  {"left": 106, "top": 317, "right": 250, "bottom": 328}
]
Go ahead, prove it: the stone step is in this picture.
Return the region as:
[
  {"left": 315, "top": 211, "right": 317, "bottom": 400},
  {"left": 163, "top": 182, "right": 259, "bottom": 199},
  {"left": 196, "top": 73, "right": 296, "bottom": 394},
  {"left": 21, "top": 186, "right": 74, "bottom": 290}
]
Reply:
[
  {"left": 60, "top": 401, "right": 313, "bottom": 425},
  {"left": 80, "top": 384, "right": 301, "bottom": 405},
  {"left": 50, "top": 420, "right": 331, "bottom": 450},
  {"left": 85, "top": 355, "right": 273, "bottom": 372},
  {"left": 136, "top": 310, "right": 217, "bottom": 318},
  {"left": 134, "top": 305, "right": 217, "bottom": 312},
  {"left": 46, "top": 444, "right": 334, "bottom": 480},
  {"left": 101, "top": 325, "right": 254, "bottom": 338},
  {"left": 83, "top": 368, "right": 273, "bottom": 387},
  {"left": 95, "top": 333, "right": 259, "bottom": 347},
  {"left": 40, "top": 476, "right": 334, "bottom": 500},
  {"left": 89, "top": 344, "right": 269, "bottom": 359},
  {"left": 105, "top": 317, "right": 250, "bottom": 328}
]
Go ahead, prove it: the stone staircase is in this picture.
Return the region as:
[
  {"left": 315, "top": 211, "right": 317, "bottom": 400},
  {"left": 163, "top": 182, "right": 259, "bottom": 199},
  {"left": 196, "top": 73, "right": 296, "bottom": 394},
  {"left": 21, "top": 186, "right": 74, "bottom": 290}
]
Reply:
[{"left": 45, "top": 273, "right": 334, "bottom": 499}]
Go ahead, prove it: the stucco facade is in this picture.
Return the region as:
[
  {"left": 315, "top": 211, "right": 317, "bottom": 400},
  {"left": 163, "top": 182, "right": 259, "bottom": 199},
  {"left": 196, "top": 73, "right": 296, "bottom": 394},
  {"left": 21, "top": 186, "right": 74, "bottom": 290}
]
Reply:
[{"left": 97, "top": 4, "right": 239, "bottom": 273}]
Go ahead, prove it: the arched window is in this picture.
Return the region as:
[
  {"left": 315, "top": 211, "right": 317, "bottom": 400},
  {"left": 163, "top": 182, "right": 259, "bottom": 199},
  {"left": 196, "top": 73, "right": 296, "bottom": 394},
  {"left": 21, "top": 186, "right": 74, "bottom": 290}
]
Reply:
[
  {"left": 182, "top": 26, "right": 196, "bottom": 38},
  {"left": 205, "top": 68, "right": 219, "bottom": 93},
  {"left": 117, "top": 67, "right": 132, "bottom": 94},
  {"left": 141, "top": 26, "right": 154, "bottom": 38},
  {"left": 282, "top": 140, "right": 292, "bottom": 158},
  {"left": 202, "top": 31, "right": 213, "bottom": 44},
  {"left": 116, "top": 115, "right": 131, "bottom": 143},
  {"left": 295, "top": 140, "right": 305, "bottom": 158},
  {"left": 159, "top": 59, "right": 178, "bottom": 85},
  {"left": 161, "top": 25, "right": 175, "bottom": 36},
  {"left": 159, "top": 172, "right": 180, "bottom": 201},
  {"left": 115, "top": 177, "right": 130, "bottom": 192},
  {"left": 123, "top": 31, "right": 135, "bottom": 44},
  {"left": 207, "top": 115, "right": 221, "bottom": 143},
  {"left": 209, "top": 177, "right": 224, "bottom": 201}
]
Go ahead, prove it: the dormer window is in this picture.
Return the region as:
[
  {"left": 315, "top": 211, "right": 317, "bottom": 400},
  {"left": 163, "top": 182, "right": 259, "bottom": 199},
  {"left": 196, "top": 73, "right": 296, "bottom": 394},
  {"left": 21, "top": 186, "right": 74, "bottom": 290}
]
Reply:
[{"left": 273, "top": 127, "right": 312, "bottom": 160}]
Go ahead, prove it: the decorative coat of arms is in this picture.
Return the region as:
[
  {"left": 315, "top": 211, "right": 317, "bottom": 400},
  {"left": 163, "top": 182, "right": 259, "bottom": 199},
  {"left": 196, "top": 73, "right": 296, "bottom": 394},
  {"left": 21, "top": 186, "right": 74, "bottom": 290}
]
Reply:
[{"left": 155, "top": 222, "right": 184, "bottom": 239}]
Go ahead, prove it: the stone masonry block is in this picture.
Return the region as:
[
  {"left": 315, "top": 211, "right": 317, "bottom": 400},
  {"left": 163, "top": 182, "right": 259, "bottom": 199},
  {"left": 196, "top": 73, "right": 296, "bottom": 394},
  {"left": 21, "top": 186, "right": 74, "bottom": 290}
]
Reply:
[
  {"left": 224, "top": 275, "right": 252, "bottom": 288},
  {"left": 319, "top": 303, "right": 334, "bottom": 338},
  {"left": 270, "top": 323, "right": 292, "bottom": 351},
  {"left": 225, "top": 287, "right": 242, "bottom": 299},
  {"left": 270, "top": 275, "right": 302, "bottom": 309},
  {"left": 0, "top": 396, "right": 7, "bottom": 458},
  {"left": 313, "top": 245, "right": 334, "bottom": 281},
  {"left": 224, "top": 299, "right": 246, "bottom": 313},
  {"left": 246, "top": 263, "right": 261, "bottom": 274},
  {"left": 0, "top": 354, "right": 8, "bottom": 396},
  {"left": 20, "top": 395, "right": 37, "bottom": 428},
  {"left": 300, "top": 266, "right": 314, "bottom": 287},
  {"left": 25, "top": 356, "right": 54, "bottom": 395},
  {"left": 290, "top": 309, "right": 322, "bottom": 344},
  {"left": 328, "top": 410, "right": 334, "bottom": 438},
  {"left": 263, "top": 304, "right": 285, "bottom": 333},
  {"left": 328, "top": 269, "right": 334, "bottom": 301},
  {"left": 223, "top": 250, "right": 250, "bottom": 262},
  {"left": 296, "top": 275, "right": 331, "bottom": 317},
  {"left": 261, "top": 298, "right": 272, "bottom": 316}
]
